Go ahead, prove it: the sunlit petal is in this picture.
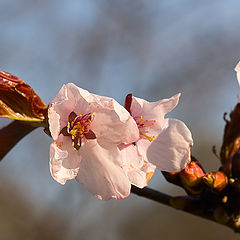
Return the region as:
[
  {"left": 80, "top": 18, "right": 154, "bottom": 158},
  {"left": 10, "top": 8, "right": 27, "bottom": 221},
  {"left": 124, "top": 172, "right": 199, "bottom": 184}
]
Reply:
[
  {"left": 147, "top": 118, "right": 193, "bottom": 172},
  {"left": 76, "top": 141, "right": 131, "bottom": 200},
  {"left": 50, "top": 135, "right": 82, "bottom": 184}
]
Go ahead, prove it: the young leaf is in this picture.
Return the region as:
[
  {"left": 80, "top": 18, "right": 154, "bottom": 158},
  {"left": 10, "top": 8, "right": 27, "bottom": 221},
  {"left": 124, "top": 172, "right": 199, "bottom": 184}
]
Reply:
[{"left": 0, "top": 71, "right": 47, "bottom": 122}]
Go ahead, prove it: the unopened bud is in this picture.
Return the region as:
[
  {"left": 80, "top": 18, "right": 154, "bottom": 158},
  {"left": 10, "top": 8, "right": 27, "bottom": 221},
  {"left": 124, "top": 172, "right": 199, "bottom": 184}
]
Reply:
[
  {"left": 203, "top": 171, "right": 228, "bottom": 192},
  {"left": 179, "top": 161, "right": 205, "bottom": 194},
  {"left": 181, "top": 161, "right": 205, "bottom": 186}
]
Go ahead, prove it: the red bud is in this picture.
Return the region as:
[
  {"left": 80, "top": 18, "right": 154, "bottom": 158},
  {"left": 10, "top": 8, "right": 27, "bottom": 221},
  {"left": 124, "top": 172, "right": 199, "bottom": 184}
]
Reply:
[
  {"left": 203, "top": 171, "right": 228, "bottom": 192},
  {"left": 179, "top": 161, "right": 205, "bottom": 194}
]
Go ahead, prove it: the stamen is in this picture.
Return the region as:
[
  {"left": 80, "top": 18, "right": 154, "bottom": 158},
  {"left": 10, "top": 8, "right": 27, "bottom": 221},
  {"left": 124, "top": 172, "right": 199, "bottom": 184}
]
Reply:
[
  {"left": 60, "top": 111, "right": 96, "bottom": 150},
  {"left": 141, "top": 133, "right": 155, "bottom": 142},
  {"left": 130, "top": 164, "right": 134, "bottom": 168},
  {"left": 134, "top": 115, "right": 157, "bottom": 142}
]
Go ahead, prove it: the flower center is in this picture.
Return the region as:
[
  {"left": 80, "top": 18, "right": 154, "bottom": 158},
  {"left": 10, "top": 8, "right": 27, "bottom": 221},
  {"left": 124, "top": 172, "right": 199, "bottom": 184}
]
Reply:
[
  {"left": 135, "top": 115, "right": 156, "bottom": 142},
  {"left": 60, "top": 111, "right": 96, "bottom": 150}
]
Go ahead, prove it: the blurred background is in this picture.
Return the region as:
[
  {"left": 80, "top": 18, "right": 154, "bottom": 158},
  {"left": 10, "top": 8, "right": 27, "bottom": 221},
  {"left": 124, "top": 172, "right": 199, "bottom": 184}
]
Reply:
[{"left": 0, "top": 0, "right": 240, "bottom": 239}]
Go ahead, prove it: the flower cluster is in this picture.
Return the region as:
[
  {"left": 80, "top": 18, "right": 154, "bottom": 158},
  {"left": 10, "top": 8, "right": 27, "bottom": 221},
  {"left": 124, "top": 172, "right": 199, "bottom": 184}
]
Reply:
[{"left": 48, "top": 83, "right": 193, "bottom": 200}]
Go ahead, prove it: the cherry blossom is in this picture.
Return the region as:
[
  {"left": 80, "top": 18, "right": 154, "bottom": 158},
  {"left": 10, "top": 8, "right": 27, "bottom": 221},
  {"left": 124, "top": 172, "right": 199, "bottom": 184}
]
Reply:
[
  {"left": 48, "top": 83, "right": 139, "bottom": 200},
  {"left": 121, "top": 93, "right": 193, "bottom": 188}
]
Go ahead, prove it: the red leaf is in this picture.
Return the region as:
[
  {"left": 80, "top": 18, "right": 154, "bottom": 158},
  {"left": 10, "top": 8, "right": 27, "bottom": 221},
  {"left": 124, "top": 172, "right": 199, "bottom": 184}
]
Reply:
[{"left": 0, "top": 71, "right": 47, "bottom": 122}]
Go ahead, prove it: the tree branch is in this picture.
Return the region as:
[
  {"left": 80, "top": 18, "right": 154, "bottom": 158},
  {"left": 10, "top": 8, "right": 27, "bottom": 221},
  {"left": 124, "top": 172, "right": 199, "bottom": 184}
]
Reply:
[{"left": 131, "top": 185, "right": 235, "bottom": 230}]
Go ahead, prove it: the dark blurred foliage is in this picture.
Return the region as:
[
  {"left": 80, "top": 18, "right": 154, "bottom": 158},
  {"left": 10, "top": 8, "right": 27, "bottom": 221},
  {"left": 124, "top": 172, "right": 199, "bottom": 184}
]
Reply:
[{"left": 1, "top": 0, "right": 240, "bottom": 239}]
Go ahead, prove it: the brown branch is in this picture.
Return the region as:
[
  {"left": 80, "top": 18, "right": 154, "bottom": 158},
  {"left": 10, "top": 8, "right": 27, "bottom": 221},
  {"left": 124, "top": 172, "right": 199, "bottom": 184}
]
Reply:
[
  {"left": 0, "top": 120, "right": 38, "bottom": 160},
  {"left": 131, "top": 185, "right": 238, "bottom": 232}
]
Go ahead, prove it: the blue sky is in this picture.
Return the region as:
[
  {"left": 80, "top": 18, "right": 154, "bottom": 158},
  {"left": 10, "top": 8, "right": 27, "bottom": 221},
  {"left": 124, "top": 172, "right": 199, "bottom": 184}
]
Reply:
[{"left": 0, "top": 1, "right": 240, "bottom": 238}]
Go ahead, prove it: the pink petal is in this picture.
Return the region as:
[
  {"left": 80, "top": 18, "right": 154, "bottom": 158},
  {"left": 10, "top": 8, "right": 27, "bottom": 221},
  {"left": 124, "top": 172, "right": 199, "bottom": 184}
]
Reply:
[
  {"left": 48, "top": 83, "right": 94, "bottom": 140},
  {"left": 131, "top": 93, "right": 180, "bottom": 121},
  {"left": 49, "top": 84, "right": 139, "bottom": 144},
  {"left": 50, "top": 135, "right": 82, "bottom": 184},
  {"left": 235, "top": 61, "right": 240, "bottom": 86},
  {"left": 91, "top": 97, "right": 139, "bottom": 145},
  {"left": 119, "top": 143, "right": 156, "bottom": 188},
  {"left": 119, "top": 144, "right": 145, "bottom": 187},
  {"left": 146, "top": 118, "right": 193, "bottom": 172},
  {"left": 76, "top": 140, "right": 131, "bottom": 200},
  {"left": 136, "top": 138, "right": 151, "bottom": 160},
  {"left": 126, "top": 161, "right": 156, "bottom": 188},
  {"left": 130, "top": 94, "right": 180, "bottom": 137}
]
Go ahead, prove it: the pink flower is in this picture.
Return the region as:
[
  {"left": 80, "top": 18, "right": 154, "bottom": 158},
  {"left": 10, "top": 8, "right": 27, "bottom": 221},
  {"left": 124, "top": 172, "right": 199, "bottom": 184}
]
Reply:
[
  {"left": 120, "top": 93, "right": 193, "bottom": 188},
  {"left": 48, "top": 83, "right": 139, "bottom": 200}
]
